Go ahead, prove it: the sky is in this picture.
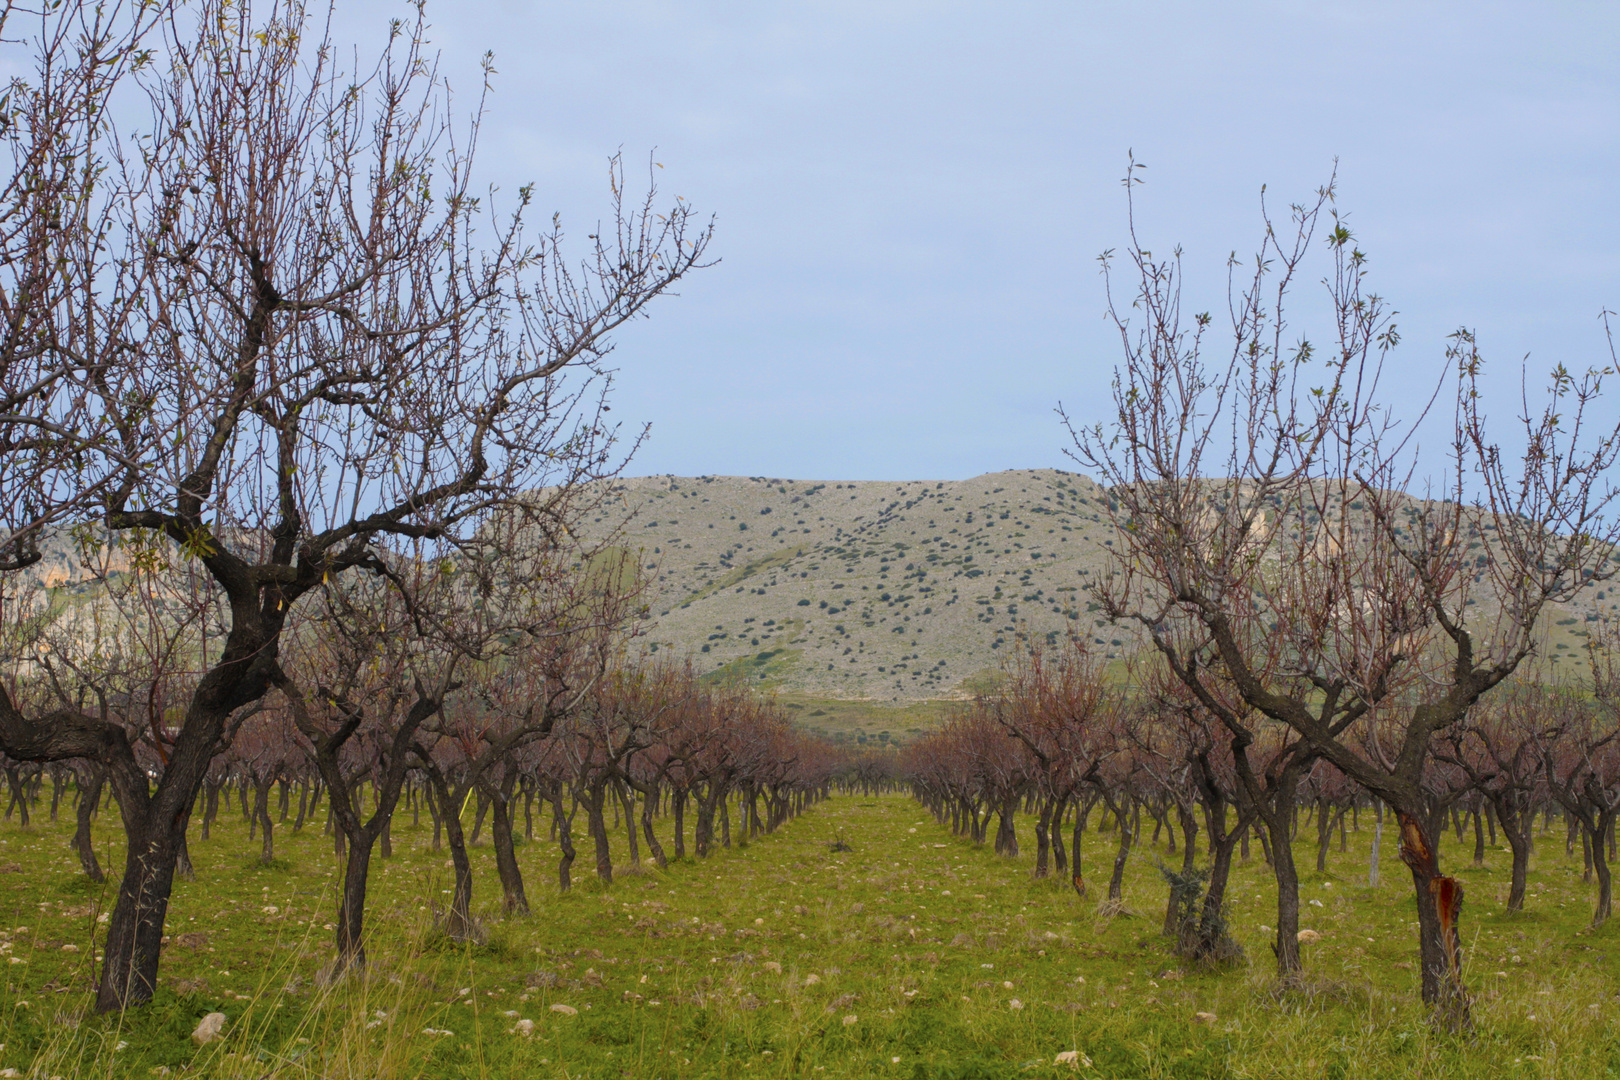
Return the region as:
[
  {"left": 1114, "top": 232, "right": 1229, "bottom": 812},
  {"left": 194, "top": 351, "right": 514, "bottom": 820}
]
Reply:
[{"left": 344, "top": 2, "right": 1619, "bottom": 481}]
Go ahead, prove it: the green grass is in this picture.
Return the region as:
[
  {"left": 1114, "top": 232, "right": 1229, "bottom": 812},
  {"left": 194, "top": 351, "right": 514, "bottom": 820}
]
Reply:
[{"left": 0, "top": 795, "right": 1617, "bottom": 1078}]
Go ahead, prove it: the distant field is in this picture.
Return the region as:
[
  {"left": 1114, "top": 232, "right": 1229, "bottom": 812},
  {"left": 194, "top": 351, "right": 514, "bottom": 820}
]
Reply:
[
  {"left": 776, "top": 696, "right": 965, "bottom": 746},
  {"left": 1, "top": 793, "right": 1616, "bottom": 1078}
]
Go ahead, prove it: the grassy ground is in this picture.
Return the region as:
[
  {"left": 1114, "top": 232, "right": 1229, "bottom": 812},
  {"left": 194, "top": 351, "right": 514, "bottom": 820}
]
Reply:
[{"left": 0, "top": 792, "right": 1616, "bottom": 1079}]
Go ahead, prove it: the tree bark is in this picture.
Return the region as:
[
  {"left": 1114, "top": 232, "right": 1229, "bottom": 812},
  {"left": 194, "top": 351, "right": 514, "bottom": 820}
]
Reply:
[
  {"left": 253, "top": 777, "right": 274, "bottom": 864},
  {"left": 1398, "top": 810, "right": 1469, "bottom": 1029},
  {"left": 551, "top": 784, "right": 578, "bottom": 891},
  {"left": 585, "top": 779, "right": 613, "bottom": 884},
  {"left": 431, "top": 773, "right": 478, "bottom": 942},
  {"left": 74, "top": 765, "right": 106, "bottom": 883},
  {"left": 672, "top": 787, "right": 687, "bottom": 860},
  {"left": 486, "top": 767, "right": 529, "bottom": 916},
  {"left": 1106, "top": 796, "right": 1132, "bottom": 902},
  {"left": 640, "top": 784, "right": 668, "bottom": 870},
  {"left": 1071, "top": 793, "right": 1094, "bottom": 897},
  {"left": 1494, "top": 796, "right": 1531, "bottom": 911}
]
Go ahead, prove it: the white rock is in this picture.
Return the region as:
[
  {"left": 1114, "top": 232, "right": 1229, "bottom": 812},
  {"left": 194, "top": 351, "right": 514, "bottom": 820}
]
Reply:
[
  {"left": 510, "top": 1019, "right": 535, "bottom": 1037},
  {"left": 549, "top": 1004, "right": 578, "bottom": 1016},
  {"left": 191, "top": 1012, "right": 228, "bottom": 1045}
]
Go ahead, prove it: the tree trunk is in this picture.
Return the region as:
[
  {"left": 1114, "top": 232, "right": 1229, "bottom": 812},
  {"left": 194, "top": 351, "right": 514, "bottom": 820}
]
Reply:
[
  {"left": 1178, "top": 801, "right": 1199, "bottom": 875},
  {"left": 1588, "top": 809, "right": 1616, "bottom": 927},
  {"left": 74, "top": 766, "right": 106, "bottom": 883},
  {"left": 488, "top": 769, "right": 529, "bottom": 916},
  {"left": 254, "top": 778, "right": 274, "bottom": 864},
  {"left": 468, "top": 789, "right": 489, "bottom": 846},
  {"left": 585, "top": 780, "right": 613, "bottom": 884},
  {"left": 522, "top": 778, "right": 535, "bottom": 842},
  {"left": 1051, "top": 793, "right": 1068, "bottom": 874},
  {"left": 618, "top": 782, "right": 641, "bottom": 868},
  {"left": 1257, "top": 761, "right": 1308, "bottom": 981},
  {"left": 552, "top": 787, "right": 578, "bottom": 892},
  {"left": 641, "top": 786, "right": 668, "bottom": 870},
  {"left": 1193, "top": 812, "right": 1249, "bottom": 964},
  {"left": 1504, "top": 810, "right": 1531, "bottom": 912},
  {"left": 1315, "top": 797, "right": 1332, "bottom": 872},
  {"left": 1107, "top": 797, "right": 1132, "bottom": 902},
  {"left": 175, "top": 805, "right": 196, "bottom": 882},
  {"left": 695, "top": 788, "right": 718, "bottom": 858},
  {"left": 1267, "top": 805, "right": 1302, "bottom": 980},
  {"left": 97, "top": 827, "right": 175, "bottom": 1010},
  {"left": 423, "top": 774, "right": 477, "bottom": 942},
  {"left": 994, "top": 794, "right": 1019, "bottom": 858},
  {"left": 201, "top": 782, "right": 218, "bottom": 840},
  {"left": 1398, "top": 810, "right": 1469, "bottom": 1029},
  {"left": 4, "top": 766, "right": 30, "bottom": 826},
  {"left": 1368, "top": 799, "right": 1383, "bottom": 887},
  {"left": 672, "top": 787, "right": 687, "bottom": 860},
  {"left": 1071, "top": 794, "right": 1094, "bottom": 897},
  {"left": 332, "top": 831, "right": 377, "bottom": 975},
  {"left": 1033, "top": 796, "right": 1052, "bottom": 878}
]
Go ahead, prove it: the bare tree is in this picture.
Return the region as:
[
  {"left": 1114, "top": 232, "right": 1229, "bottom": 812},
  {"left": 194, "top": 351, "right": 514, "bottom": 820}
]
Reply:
[
  {"left": 1070, "top": 163, "right": 1620, "bottom": 1026},
  {"left": 0, "top": 0, "right": 711, "bottom": 1010},
  {"left": 0, "top": 0, "right": 170, "bottom": 572}
]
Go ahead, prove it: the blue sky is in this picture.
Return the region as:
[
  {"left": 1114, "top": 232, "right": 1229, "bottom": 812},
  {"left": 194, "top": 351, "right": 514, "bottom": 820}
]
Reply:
[{"left": 339, "top": 1, "right": 1620, "bottom": 480}]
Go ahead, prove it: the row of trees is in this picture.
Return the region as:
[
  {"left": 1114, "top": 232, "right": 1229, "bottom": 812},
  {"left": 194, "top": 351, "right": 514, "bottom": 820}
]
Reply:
[
  {"left": 903, "top": 645, "right": 1620, "bottom": 974},
  {"left": 1055, "top": 165, "right": 1620, "bottom": 1029},
  {"left": 0, "top": 0, "right": 719, "bottom": 1012},
  {"left": 4, "top": 641, "right": 841, "bottom": 976}
]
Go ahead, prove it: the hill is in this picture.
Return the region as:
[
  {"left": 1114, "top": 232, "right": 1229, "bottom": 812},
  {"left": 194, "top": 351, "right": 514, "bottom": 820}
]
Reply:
[
  {"left": 577, "top": 469, "right": 1145, "bottom": 703},
  {"left": 582, "top": 469, "right": 1612, "bottom": 715},
  {"left": 15, "top": 469, "right": 1610, "bottom": 743}
]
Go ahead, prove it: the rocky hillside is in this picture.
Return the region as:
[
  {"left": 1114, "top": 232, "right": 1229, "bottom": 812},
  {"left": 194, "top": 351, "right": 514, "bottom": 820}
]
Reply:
[
  {"left": 16, "top": 469, "right": 1609, "bottom": 708},
  {"left": 575, "top": 470, "right": 1140, "bottom": 702},
  {"left": 583, "top": 469, "right": 1614, "bottom": 703}
]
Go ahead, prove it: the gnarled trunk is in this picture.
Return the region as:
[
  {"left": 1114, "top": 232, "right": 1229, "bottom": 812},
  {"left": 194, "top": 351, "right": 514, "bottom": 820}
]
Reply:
[
  {"left": 551, "top": 785, "right": 578, "bottom": 891},
  {"left": 640, "top": 785, "right": 668, "bottom": 869},
  {"left": 74, "top": 766, "right": 106, "bottom": 883},
  {"left": 487, "top": 768, "right": 529, "bottom": 916},
  {"left": 1398, "top": 810, "right": 1469, "bottom": 1029},
  {"left": 1494, "top": 796, "right": 1531, "bottom": 911},
  {"left": 1106, "top": 797, "right": 1132, "bottom": 902}
]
